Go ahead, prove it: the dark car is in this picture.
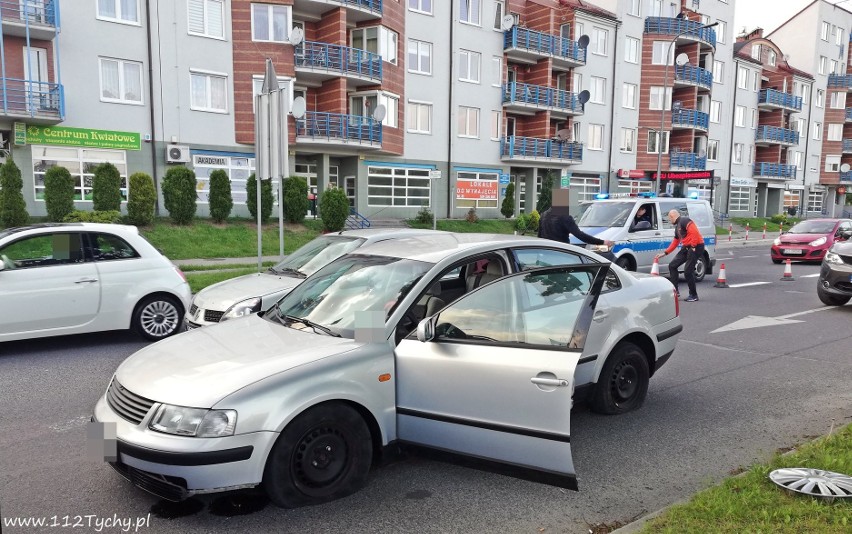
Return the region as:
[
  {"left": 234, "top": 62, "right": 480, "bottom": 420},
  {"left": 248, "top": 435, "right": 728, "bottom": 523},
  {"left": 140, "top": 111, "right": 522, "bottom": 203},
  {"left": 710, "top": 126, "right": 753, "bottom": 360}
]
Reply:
[
  {"left": 817, "top": 241, "right": 852, "bottom": 306},
  {"left": 771, "top": 219, "right": 852, "bottom": 264}
]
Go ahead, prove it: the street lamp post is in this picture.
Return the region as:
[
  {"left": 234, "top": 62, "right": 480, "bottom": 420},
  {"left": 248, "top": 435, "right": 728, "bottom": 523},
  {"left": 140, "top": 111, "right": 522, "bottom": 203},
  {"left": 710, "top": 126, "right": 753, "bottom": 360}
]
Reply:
[{"left": 655, "top": 21, "right": 718, "bottom": 195}]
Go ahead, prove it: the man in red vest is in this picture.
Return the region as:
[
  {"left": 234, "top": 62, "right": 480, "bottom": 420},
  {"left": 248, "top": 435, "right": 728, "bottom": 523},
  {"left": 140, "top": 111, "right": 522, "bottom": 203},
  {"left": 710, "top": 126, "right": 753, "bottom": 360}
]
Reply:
[{"left": 655, "top": 209, "right": 704, "bottom": 302}]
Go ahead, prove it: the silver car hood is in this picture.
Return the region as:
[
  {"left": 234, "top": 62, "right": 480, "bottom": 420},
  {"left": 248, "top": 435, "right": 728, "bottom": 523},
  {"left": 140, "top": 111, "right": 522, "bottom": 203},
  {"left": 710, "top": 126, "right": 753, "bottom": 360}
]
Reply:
[
  {"left": 192, "top": 272, "right": 302, "bottom": 311},
  {"left": 115, "top": 315, "right": 359, "bottom": 407}
]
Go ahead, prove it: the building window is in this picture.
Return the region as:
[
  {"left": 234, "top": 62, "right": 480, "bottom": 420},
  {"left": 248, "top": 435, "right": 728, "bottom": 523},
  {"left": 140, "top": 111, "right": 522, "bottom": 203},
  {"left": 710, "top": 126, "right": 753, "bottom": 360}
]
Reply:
[
  {"left": 836, "top": 26, "right": 845, "bottom": 45},
  {"left": 99, "top": 58, "right": 143, "bottom": 104},
  {"left": 492, "top": 0, "right": 504, "bottom": 30},
  {"left": 649, "top": 86, "right": 672, "bottom": 110},
  {"left": 490, "top": 110, "right": 501, "bottom": 140},
  {"left": 459, "top": 49, "right": 481, "bottom": 83},
  {"left": 460, "top": 0, "right": 480, "bottom": 25},
  {"left": 831, "top": 60, "right": 839, "bottom": 74},
  {"left": 351, "top": 26, "right": 398, "bottom": 65},
  {"left": 573, "top": 71, "right": 582, "bottom": 92},
  {"left": 251, "top": 75, "right": 292, "bottom": 113},
  {"left": 588, "top": 124, "right": 604, "bottom": 151},
  {"left": 571, "top": 177, "right": 602, "bottom": 202},
  {"left": 188, "top": 0, "right": 225, "bottom": 39},
  {"left": 750, "top": 109, "right": 757, "bottom": 129},
  {"left": 735, "top": 105, "right": 745, "bottom": 127},
  {"left": 784, "top": 190, "right": 801, "bottom": 210},
  {"left": 351, "top": 92, "right": 398, "bottom": 127},
  {"left": 807, "top": 191, "right": 824, "bottom": 213},
  {"left": 797, "top": 118, "right": 806, "bottom": 133},
  {"left": 748, "top": 145, "right": 754, "bottom": 165},
  {"left": 767, "top": 49, "right": 776, "bottom": 66},
  {"left": 409, "top": 0, "right": 433, "bottom": 15},
  {"left": 590, "top": 76, "right": 606, "bottom": 104},
  {"left": 646, "top": 130, "right": 669, "bottom": 154},
  {"left": 651, "top": 41, "right": 673, "bottom": 65},
  {"left": 752, "top": 70, "right": 759, "bottom": 92},
  {"left": 819, "top": 56, "right": 827, "bottom": 74},
  {"left": 828, "top": 123, "right": 843, "bottom": 141},
  {"left": 251, "top": 4, "right": 290, "bottom": 42},
  {"left": 618, "top": 179, "right": 650, "bottom": 195},
  {"left": 620, "top": 128, "right": 635, "bottom": 153},
  {"left": 623, "top": 83, "right": 637, "bottom": 109},
  {"left": 713, "top": 60, "right": 724, "bottom": 83},
  {"left": 716, "top": 20, "right": 726, "bottom": 44},
  {"left": 193, "top": 153, "right": 254, "bottom": 204},
  {"left": 572, "top": 121, "right": 581, "bottom": 143},
  {"left": 625, "top": 37, "right": 639, "bottom": 64},
  {"left": 32, "top": 146, "right": 128, "bottom": 202},
  {"left": 367, "top": 166, "right": 431, "bottom": 207},
  {"left": 408, "top": 40, "right": 432, "bottom": 75},
  {"left": 628, "top": 0, "right": 640, "bottom": 16},
  {"left": 751, "top": 45, "right": 761, "bottom": 61},
  {"left": 826, "top": 155, "right": 841, "bottom": 172},
  {"left": 190, "top": 70, "right": 227, "bottom": 113},
  {"left": 591, "top": 27, "right": 608, "bottom": 56},
  {"left": 458, "top": 106, "right": 479, "bottom": 138},
  {"left": 831, "top": 92, "right": 847, "bottom": 109},
  {"left": 710, "top": 100, "right": 721, "bottom": 123},
  {"left": 97, "top": 0, "right": 139, "bottom": 24},
  {"left": 729, "top": 187, "right": 750, "bottom": 211},
  {"left": 407, "top": 101, "right": 432, "bottom": 134},
  {"left": 795, "top": 151, "right": 804, "bottom": 169},
  {"left": 821, "top": 21, "right": 830, "bottom": 41},
  {"left": 816, "top": 90, "right": 825, "bottom": 108},
  {"left": 733, "top": 143, "right": 743, "bottom": 164},
  {"left": 491, "top": 56, "right": 502, "bottom": 87},
  {"left": 813, "top": 122, "right": 822, "bottom": 140},
  {"left": 574, "top": 22, "right": 584, "bottom": 40},
  {"left": 707, "top": 139, "right": 718, "bottom": 161},
  {"left": 737, "top": 66, "right": 749, "bottom": 89},
  {"left": 456, "top": 171, "right": 498, "bottom": 209}
]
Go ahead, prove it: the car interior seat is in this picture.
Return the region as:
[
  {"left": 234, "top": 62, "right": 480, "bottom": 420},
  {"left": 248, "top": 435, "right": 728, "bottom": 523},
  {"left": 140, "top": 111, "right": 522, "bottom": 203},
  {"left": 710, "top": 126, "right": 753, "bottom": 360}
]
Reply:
[
  {"left": 465, "top": 260, "right": 503, "bottom": 292},
  {"left": 413, "top": 282, "right": 446, "bottom": 322}
]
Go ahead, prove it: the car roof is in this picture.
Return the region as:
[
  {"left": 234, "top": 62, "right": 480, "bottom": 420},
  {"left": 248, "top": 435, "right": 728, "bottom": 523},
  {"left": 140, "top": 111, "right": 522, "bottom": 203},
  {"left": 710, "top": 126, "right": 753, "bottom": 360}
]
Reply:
[
  {"left": 0, "top": 222, "right": 139, "bottom": 240},
  {"left": 351, "top": 232, "right": 566, "bottom": 263},
  {"left": 335, "top": 228, "right": 448, "bottom": 240}
]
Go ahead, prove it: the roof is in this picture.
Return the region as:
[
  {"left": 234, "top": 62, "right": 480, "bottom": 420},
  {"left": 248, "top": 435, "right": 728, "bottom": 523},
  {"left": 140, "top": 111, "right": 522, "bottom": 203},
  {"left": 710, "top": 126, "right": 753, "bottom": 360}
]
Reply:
[
  {"left": 352, "top": 233, "right": 557, "bottom": 264},
  {"left": 565, "top": 0, "right": 619, "bottom": 22},
  {"left": 767, "top": 0, "right": 852, "bottom": 38},
  {"left": 732, "top": 38, "right": 814, "bottom": 79}
]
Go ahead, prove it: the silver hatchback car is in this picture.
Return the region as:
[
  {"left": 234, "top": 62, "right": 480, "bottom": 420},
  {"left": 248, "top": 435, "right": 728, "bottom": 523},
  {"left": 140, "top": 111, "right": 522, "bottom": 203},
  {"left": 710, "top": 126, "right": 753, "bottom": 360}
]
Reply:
[{"left": 93, "top": 233, "right": 681, "bottom": 507}]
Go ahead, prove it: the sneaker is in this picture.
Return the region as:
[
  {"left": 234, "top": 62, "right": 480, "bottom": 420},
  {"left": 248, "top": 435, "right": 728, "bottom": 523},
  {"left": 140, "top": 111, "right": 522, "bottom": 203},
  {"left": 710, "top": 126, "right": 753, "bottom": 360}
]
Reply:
[{"left": 684, "top": 295, "right": 699, "bottom": 302}]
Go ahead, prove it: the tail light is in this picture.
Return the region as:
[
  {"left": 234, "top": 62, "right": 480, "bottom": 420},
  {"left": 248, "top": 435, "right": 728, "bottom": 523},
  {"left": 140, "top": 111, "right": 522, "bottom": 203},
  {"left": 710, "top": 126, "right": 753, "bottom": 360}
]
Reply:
[{"left": 673, "top": 288, "right": 680, "bottom": 317}]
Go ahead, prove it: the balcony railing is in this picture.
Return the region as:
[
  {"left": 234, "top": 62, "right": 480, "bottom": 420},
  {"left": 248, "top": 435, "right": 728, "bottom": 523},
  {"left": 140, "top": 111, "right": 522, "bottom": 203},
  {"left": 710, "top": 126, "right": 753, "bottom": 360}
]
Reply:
[
  {"left": 644, "top": 17, "right": 716, "bottom": 48},
  {"left": 671, "top": 108, "right": 709, "bottom": 130},
  {"left": 295, "top": 41, "right": 382, "bottom": 83},
  {"left": 324, "top": 0, "right": 381, "bottom": 15},
  {"left": 502, "top": 82, "right": 583, "bottom": 114},
  {"left": 674, "top": 64, "right": 712, "bottom": 89},
  {"left": 840, "top": 171, "right": 852, "bottom": 182},
  {"left": 828, "top": 74, "right": 852, "bottom": 89},
  {"left": 500, "top": 136, "right": 583, "bottom": 163},
  {"left": 846, "top": 108, "right": 852, "bottom": 121},
  {"left": 843, "top": 139, "right": 852, "bottom": 153},
  {"left": 753, "top": 163, "right": 796, "bottom": 179},
  {"left": 0, "top": 78, "right": 64, "bottom": 121},
  {"left": 296, "top": 111, "right": 381, "bottom": 146},
  {"left": 503, "top": 27, "right": 586, "bottom": 65},
  {"left": 670, "top": 151, "right": 706, "bottom": 170},
  {"left": 758, "top": 89, "right": 803, "bottom": 111},
  {"left": 755, "top": 125, "right": 799, "bottom": 145},
  {"left": 0, "top": 0, "right": 58, "bottom": 26}
]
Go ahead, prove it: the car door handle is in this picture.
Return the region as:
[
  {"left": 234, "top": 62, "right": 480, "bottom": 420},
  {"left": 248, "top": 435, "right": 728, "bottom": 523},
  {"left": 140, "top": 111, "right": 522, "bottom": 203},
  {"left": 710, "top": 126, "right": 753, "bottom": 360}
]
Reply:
[
  {"left": 530, "top": 377, "right": 570, "bottom": 387},
  {"left": 75, "top": 278, "right": 98, "bottom": 284},
  {"left": 654, "top": 232, "right": 661, "bottom": 235},
  {"left": 593, "top": 311, "right": 608, "bottom": 322}
]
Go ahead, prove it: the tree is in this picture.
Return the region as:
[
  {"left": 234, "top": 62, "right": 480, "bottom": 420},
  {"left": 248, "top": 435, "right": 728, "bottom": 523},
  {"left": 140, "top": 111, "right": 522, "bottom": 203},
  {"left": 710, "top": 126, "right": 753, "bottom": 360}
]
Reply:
[
  {"left": 246, "top": 173, "right": 273, "bottom": 224},
  {"left": 319, "top": 187, "right": 349, "bottom": 232},
  {"left": 43, "top": 166, "right": 75, "bottom": 222},
  {"left": 283, "top": 176, "right": 308, "bottom": 224},
  {"left": 208, "top": 169, "right": 233, "bottom": 223},
  {"left": 162, "top": 166, "right": 197, "bottom": 225},
  {"left": 127, "top": 172, "right": 157, "bottom": 226},
  {"left": 0, "top": 158, "right": 29, "bottom": 228},
  {"left": 92, "top": 162, "right": 122, "bottom": 212},
  {"left": 501, "top": 182, "right": 516, "bottom": 219},
  {"left": 537, "top": 172, "right": 554, "bottom": 213}
]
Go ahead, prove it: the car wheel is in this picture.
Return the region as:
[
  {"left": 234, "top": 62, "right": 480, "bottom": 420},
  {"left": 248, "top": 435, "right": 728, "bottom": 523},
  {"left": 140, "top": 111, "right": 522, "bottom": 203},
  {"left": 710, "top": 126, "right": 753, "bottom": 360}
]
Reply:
[
  {"left": 132, "top": 295, "right": 183, "bottom": 340},
  {"left": 615, "top": 256, "right": 634, "bottom": 271},
  {"left": 590, "top": 342, "right": 650, "bottom": 415},
  {"left": 692, "top": 255, "right": 707, "bottom": 282},
  {"left": 263, "top": 403, "right": 372, "bottom": 508},
  {"left": 817, "top": 284, "right": 851, "bottom": 306}
]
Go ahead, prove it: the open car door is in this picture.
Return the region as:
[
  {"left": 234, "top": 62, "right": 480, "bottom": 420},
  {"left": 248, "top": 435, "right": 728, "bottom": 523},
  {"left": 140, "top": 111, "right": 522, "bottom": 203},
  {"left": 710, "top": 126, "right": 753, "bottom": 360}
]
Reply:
[{"left": 395, "top": 264, "right": 609, "bottom": 490}]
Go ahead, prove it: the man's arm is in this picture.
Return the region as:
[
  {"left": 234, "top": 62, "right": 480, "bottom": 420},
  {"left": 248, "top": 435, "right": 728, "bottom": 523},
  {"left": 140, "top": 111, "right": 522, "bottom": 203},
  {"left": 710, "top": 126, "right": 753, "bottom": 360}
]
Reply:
[{"left": 564, "top": 216, "right": 606, "bottom": 245}]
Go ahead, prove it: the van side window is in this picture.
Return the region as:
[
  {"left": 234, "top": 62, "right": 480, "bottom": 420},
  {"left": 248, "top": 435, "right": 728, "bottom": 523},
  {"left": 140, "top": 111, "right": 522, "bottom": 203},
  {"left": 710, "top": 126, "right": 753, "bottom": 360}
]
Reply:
[
  {"left": 660, "top": 203, "right": 688, "bottom": 230},
  {"left": 686, "top": 204, "right": 712, "bottom": 228}
]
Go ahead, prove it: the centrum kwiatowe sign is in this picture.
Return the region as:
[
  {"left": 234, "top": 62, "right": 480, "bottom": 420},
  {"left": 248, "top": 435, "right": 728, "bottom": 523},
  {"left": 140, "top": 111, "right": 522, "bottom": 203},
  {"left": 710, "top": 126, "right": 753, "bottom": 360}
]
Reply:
[{"left": 13, "top": 123, "right": 141, "bottom": 151}]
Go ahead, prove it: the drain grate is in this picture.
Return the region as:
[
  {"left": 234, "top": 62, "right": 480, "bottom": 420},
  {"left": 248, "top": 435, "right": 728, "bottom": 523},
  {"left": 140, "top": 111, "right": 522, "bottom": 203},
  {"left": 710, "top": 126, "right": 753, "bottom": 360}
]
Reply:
[{"left": 769, "top": 468, "right": 852, "bottom": 501}]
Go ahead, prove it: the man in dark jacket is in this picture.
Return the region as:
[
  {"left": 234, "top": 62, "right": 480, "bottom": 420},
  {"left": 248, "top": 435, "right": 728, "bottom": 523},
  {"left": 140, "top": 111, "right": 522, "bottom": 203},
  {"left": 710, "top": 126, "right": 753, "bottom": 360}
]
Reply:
[{"left": 538, "top": 205, "right": 614, "bottom": 249}]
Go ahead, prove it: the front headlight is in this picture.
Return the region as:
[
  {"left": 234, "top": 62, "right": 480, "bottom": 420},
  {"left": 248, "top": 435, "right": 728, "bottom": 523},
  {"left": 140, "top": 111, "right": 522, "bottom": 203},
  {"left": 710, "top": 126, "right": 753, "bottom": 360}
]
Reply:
[
  {"left": 809, "top": 236, "right": 827, "bottom": 247},
  {"left": 149, "top": 405, "right": 237, "bottom": 437},
  {"left": 825, "top": 251, "right": 843, "bottom": 265},
  {"left": 221, "top": 297, "right": 262, "bottom": 321},
  {"left": 773, "top": 237, "right": 781, "bottom": 246}
]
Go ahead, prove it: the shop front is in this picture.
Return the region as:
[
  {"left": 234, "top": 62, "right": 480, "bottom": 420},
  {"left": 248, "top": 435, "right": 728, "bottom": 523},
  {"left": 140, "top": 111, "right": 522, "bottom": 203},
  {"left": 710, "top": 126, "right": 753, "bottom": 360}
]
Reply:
[{"left": 651, "top": 170, "right": 716, "bottom": 205}]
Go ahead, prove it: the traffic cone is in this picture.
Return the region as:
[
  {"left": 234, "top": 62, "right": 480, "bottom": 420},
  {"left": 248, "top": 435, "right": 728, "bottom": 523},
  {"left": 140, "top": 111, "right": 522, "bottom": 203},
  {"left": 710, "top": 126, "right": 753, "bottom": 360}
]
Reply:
[
  {"left": 714, "top": 263, "right": 729, "bottom": 288},
  {"left": 780, "top": 259, "right": 795, "bottom": 281},
  {"left": 650, "top": 257, "right": 660, "bottom": 276}
]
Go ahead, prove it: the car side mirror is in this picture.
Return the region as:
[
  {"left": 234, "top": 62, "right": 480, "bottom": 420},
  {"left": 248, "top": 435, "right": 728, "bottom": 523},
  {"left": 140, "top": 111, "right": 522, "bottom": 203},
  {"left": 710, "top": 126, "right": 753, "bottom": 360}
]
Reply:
[
  {"left": 630, "top": 220, "right": 652, "bottom": 232},
  {"left": 416, "top": 316, "right": 436, "bottom": 342},
  {"left": 840, "top": 230, "right": 852, "bottom": 240}
]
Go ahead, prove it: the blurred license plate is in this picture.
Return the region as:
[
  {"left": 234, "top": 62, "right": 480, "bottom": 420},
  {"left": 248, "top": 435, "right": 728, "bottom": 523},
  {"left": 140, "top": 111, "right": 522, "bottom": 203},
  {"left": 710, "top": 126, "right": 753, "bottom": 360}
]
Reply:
[{"left": 783, "top": 249, "right": 803, "bottom": 255}]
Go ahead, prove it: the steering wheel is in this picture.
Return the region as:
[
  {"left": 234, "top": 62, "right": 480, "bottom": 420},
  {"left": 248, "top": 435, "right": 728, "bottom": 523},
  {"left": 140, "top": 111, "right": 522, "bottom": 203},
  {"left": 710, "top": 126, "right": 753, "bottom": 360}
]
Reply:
[{"left": 0, "top": 254, "right": 14, "bottom": 270}]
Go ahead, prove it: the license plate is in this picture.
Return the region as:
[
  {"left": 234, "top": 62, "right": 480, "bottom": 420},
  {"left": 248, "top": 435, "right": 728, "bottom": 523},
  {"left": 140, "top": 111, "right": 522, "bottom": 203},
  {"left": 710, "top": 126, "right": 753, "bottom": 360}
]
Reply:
[{"left": 783, "top": 248, "right": 804, "bottom": 255}]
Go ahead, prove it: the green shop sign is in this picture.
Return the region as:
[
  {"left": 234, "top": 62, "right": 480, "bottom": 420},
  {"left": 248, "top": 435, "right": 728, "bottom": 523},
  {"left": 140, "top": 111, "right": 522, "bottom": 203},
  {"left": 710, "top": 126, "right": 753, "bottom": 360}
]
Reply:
[{"left": 13, "top": 123, "right": 141, "bottom": 151}]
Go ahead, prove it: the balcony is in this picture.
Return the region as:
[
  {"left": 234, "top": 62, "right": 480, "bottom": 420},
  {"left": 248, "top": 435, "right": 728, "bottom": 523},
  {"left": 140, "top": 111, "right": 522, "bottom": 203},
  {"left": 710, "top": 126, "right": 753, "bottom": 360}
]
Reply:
[
  {"left": 840, "top": 171, "right": 852, "bottom": 182},
  {"left": 828, "top": 74, "right": 852, "bottom": 91},
  {"left": 846, "top": 108, "right": 852, "bottom": 122},
  {"left": 758, "top": 89, "right": 803, "bottom": 112},
  {"left": 669, "top": 151, "right": 706, "bottom": 170},
  {"left": 294, "top": 0, "right": 381, "bottom": 22},
  {"left": 644, "top": 17, "right": 716, "bottom": 49},
  {"left": 502, "top": 82, "right": 583, "bottom": 117},
  {"left": 673, "top": 64, "right": 712, "bottom": 91},
  {"left": 295, "top": 111, "right": 382, "bottom": 149},
  {"left": 843, "top": 139, "right": 852, "bottom": 154},
  {"left": 671, "top": 108, "right": 709, "bottom": 132},
  {"left": 295, "top": 41, "right": 382, "bottom": 87},
  {"left": 0, "top": 78, "right": 64, "bottom": 123},
  {"left": 503, "top": 27, "right": 586, "bottom": 70},
  {"left": 500, "top": 136, "right": 582, "bottom": 164},
  {"left": 755, "top": 125, "right": 799, "bottom": 147},
  {"left": 753, "top": 163, "right": 796, "bottom": 179},
  {"left": 1, "top": 0, "right": 58, "bottom": 39}
]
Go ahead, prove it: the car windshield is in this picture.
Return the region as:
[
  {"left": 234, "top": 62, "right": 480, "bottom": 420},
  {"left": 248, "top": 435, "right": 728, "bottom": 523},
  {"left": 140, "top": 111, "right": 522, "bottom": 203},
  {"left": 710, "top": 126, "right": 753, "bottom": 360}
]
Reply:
[
  {"left": 576, "top": 202, "right": 634, "bottom": 228},
  {"left": 787, "top": 221, "right": 836, "bottom": 234},
  {"left": 271, "top": 254, "right": 434, "bottom": 338},
  {"left": 269, "top": 235, "right": 365, "bottom": 277}
]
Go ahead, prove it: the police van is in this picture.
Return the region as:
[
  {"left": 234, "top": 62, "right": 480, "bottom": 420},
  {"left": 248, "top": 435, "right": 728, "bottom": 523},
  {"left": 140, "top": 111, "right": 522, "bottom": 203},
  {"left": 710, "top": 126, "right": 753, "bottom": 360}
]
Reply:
[{"left": 572, "top": 194, "right": 717, "bottom": 281}]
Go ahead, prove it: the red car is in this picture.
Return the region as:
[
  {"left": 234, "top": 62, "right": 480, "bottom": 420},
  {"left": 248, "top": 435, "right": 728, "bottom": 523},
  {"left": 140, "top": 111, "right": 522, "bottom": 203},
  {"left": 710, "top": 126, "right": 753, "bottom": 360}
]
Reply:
[{"left": 771, "top": 218, "right": 852, "bottom": 263}]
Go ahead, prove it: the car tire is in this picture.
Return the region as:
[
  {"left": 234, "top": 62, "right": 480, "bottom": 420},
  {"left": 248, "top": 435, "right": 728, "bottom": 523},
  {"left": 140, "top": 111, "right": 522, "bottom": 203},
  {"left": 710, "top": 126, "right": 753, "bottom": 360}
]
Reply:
[
  {"left": 817, "top": 284, "right": 851, "bottom": 306},
  {"left": 615, "top": 256, "right": 634, "bottom": 271},
  {"left": 263, "top": 403, "right": 372, "bottom": 508},
  {"left": 692, "top": 255, "right": 707, "bottom": 282},
  {"left": 132, "top": 295, "right": 183, "bottom": 341},
  {"left": 590, "top": 342, "right": 650, "bottom": 415}
]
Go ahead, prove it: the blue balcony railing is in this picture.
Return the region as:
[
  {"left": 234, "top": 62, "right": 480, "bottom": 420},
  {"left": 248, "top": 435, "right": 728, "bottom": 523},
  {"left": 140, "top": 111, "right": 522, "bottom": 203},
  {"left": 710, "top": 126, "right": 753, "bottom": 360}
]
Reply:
[
  {"left": 670, "top": 151, "right": 706, "bottom": 170},
  {"left": 843, "top": 139, "right": 852, "bottom": 153},
  {"left": 0, "top": 78, "right": 64, "bottom": 120},
  {"left": 674, "top": 64, "right": 712, "bottom": 88},
  {"left": 500, "top": 136, "right": 583, "bottom": 163},
  {"left": 671, "top": 108, "right": 709, "bottom": 130},
  {"left": 753, "top": 163, "right": 796, "bottom": 178},
  {"left": 840, "top": 171, "right": 852, "bottom": 182},
  {"left": 828, "top": 74, "right": 852, "bottom": 89},
  {"left": 296, "top": 111, "right": 382, "bottom": 145},
  {"left": 0, "top": 0, "right": 58, "bottom": 26},
  {"left": 502, "top": 82, "right": 583, "bottom": 114},
  {"left": 295, "top": 41, "right": 382, "bottom": 82},
  {"left": 755, "top": 125, "right": 799, "bottom": 145},
  {"left": 644, "top": 17, "right": 716, "bottom": 48},
  {"left": 329, "top": 0, "right": 382, "bottom": 15},
  {"left": 503, "top": 27, "right": 586, "bottom": 64},
  {"left": 758, "top": 89, "right": 803, "bottom": 111},
  {"left": 846, "top": 108, "right": 852, "bottom": 121}
]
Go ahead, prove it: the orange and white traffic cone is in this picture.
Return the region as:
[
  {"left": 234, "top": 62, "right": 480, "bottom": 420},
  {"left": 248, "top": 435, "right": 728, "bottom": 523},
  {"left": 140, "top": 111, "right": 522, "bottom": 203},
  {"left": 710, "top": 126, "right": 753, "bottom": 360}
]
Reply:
[
  {"left": 714, "top": 263, "right": 729, "bottom": 288},
  {"left": 650, "top": 257, "right": 660, "bottom": 276},
  {"left": 780, "top": 258, "right": 795, "bottom": 281}
]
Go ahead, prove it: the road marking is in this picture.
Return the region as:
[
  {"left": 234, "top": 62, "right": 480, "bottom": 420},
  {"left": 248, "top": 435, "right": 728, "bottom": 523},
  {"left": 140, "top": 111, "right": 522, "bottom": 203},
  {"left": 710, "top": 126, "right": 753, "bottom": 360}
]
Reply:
[
  {"left": 717, "top": 257, "right": 734, "bottom": 260},
  {"left": 727, "top": 282, "right": 771, "bottom": 288},
  {"left": 712, "top": 306, "right": 835, "bottom": 333},
  {"left": 740, "top": 255, "right": 758, "bottom": 258},
  {"left": 800, "top": 273, "right": 819, "bottom": 278}
]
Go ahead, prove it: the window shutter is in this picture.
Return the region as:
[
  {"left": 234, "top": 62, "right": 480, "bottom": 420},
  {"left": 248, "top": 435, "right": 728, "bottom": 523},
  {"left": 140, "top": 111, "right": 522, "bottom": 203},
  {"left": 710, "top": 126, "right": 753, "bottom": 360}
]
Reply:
[{"left": 188, "top": 0, "right": 205, "bottom": 34}]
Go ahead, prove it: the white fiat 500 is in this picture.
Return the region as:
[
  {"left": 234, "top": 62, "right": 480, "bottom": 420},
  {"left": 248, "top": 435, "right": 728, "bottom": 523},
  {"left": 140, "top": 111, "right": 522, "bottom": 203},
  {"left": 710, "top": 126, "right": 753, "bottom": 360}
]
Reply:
[
  {"left": 94, "top": 233, "right": 681, "bottom": 507},
  {"left": 0, "top": 223, "right": 191, "bottom": 342},
  {"left": 185, "top": 228, "right": 440, "bottom": 328}
]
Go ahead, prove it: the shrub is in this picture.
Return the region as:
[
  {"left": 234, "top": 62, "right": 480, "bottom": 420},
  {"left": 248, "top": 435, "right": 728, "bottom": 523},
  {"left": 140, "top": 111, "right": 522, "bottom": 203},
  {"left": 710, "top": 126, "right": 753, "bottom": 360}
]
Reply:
[
  {"left": 162, "top": 166, "right": 197, "bottom": 225},
  {"left": 536, "top": 173, "right": 554, "bottom": 213},
  {"left": 319, "top": 187, "right": 350, "bottom": 232},
  {"left": 283, "top": 176, "right": 308, "bottom": 224},
  {"left": 208, "top": 169, "right": 233, "bottom": 223},
  {"left": 501, "top": 182, "right": 515, "bottom": 218},
  {"left": 246, "top": 173, "right": 273, "bottom": 224},
  {"left": 515, "top": 214, "right": 529, "bottom": 234},
  {"left": 92, "top": 162, "right": 122, "bottom": 212},
  {"left": 43, "top": 166, "right": 75, "bottom": 222},
  {"left": 414, "top": 207, "right": 434, "bottom": 225},
  {"left": 465, "top": 207, "right": 479, "bottom": 224},
  {"left": 529, "top": 209, "right": 540, "bottom": 233},
  {"left": 63, "top": 210, "right": 122, "bottom": 223},
  {"left": 127, "top": 172, "right": 156, "bottom": 226},
  {"left": 770, "top": 213, "right": 788, "bottom": 225},
  {"left": 0, "top": 158, "right": 29, "bottom": 228}
]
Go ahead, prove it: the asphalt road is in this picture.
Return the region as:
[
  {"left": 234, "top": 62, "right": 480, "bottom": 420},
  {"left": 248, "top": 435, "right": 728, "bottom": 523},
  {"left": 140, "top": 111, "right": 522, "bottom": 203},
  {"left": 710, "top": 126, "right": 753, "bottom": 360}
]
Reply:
[{"left": 1, "top": 244, "right": 850, "bottom": 533}]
